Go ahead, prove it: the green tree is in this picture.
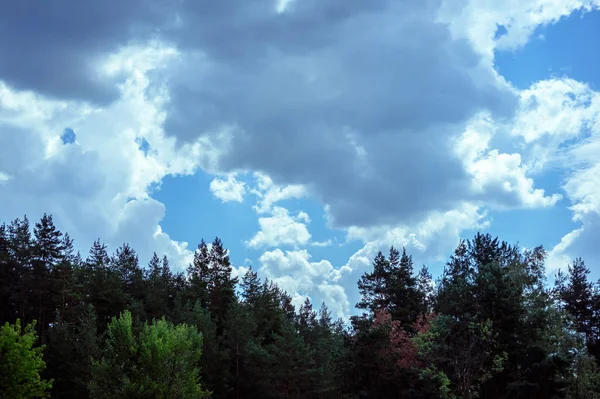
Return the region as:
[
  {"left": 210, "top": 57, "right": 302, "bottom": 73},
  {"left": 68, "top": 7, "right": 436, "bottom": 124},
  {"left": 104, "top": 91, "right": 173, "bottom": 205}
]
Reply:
[
  {"left": 555, "top": 258, "right": 600, "bottom": 361},
  {"left": 0, "top": 319, "right": 53, "bottom": 398},
  {"left": 85, "top": 240, "right": 128, "bottom": 334},
  {"left": 45, "top": 304, "right": 99, "bottom": 398},
  {"left": 246, "top": 321, "right": 317, "bottom": 399},
  {"left": 90, "top": 310, "right": 210, "bottom": 398},
  {"left": 207, "top": 237, "right": 238, "bottom": 333},
  {"left": 145, "top": 252, "right": 170, "bottom": 321}
]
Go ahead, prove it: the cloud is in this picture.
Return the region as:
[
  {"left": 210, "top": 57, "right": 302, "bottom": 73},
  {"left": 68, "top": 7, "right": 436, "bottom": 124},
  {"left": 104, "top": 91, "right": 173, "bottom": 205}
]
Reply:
[
  {"left": 0, "top": 172, "right": 11, "bottom": 184},
  {"left": 454, "top": 113, "right": 562, "bottom": 209},
  {"left": 3, "top": 0, "right": 600, "bottom": 310},
  {"left": 0, "top": 1, "right": 170, "bottom": 103},
  {"left": 2, "top": 0, "right": 572, "bottom": 238},
  {"left": 210, "top": 174, "right": 246, "bottom": 203},
  {"left": 0, "top": 46, "right": 198, "bottom": 271},
  {"left": 439, "top": 0, "right": 600, "bottom": 56},
  {"left": 508, "top": 78, "right": 600, "bottom": 275},
  {"left": 158, "top": 0, "right": 517, "bottom": 230},
  {"left": 246, "top": 206, "right": 312, "bottom": 249},
  {"left": 258, "top": 248, "right": 349, "bottom": 318},
  {"left": 249, "top": 172, "right": 308, "bottom": 214}
]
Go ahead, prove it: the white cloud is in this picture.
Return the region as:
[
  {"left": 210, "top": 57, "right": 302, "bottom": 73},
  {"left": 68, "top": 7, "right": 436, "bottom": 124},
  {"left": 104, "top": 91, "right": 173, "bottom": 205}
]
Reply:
[
  {"left": 504, "top": 77, "right": 600, "bottom": 276},
  {"left": 0, "top": 172, "right": 11, "bottom": 183},
  {"left": 347, "top": 202, "right": 489, "bottom": 261},
  {"left": 249, "top": 172, "right": 308, "bottom": 214},
  {"left": 2, "top": 0, "right": 600, "bottom": 313},
  {"left": 439, "top": 0, "right": 600, "bottom": 57},
  {"left": 258, "top": 248, "right": 349, "bottom": 318},
  {"left": 210, "top": 174, "right": 246, "bottom": 203},
  {"left": 454, "top": 113, "right": 562, "bottom": 209},
  {"left": 311, "top": 239, "right": 333, "bottom": 247},
  {"left": 246, "top": 206, "right": 312, "bottom": 249},
  {"left": 0, "top": 43, "right": 202, "bottom": 271}
]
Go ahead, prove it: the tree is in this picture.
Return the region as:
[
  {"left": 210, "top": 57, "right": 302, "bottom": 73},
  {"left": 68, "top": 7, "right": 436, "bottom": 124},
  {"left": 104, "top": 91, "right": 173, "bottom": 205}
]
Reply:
[
  {"left": 187, "top": 239, "right": 211, "bottom": 310},
  {"left": 185, "top": 303, "right": 230, "bottom": 398},
  {"left": 29, "top": 214, "right": 65, "bottom": 340},
  {"left": 0, "top": 319, "right": 53, "bottom": 398},
  {"left": 555, "top": 258, "right": 599, "bottom": 360},
  {"left": 45, "top": 304, "right": 99, "bottom": 398},
  {"left": 90, "top": 310, "right": 209, "bottom": 398},
  {"left": 434, "top": 234, "right": 572, "bottom": 399},
  {"left": 85, "top": 240, "right": 128, "bottom": 334},
  {"left": 145, "top": 252, "right": 170, "bottom": 321},
  {"left": 246, "top": 321, "right": 317, "bottom": 399},
  {"left": 356, "top": 246, "right": 423, "bottom": 330},
  {"left": 388, "top": 248, "right": 423, "bottom": 330},
  {"left": 240, "top": 266, "right": 261, "bottom": 305},
  {"left": 356, "top": 250, "right": 390, "bottom": 315},
  {"left": 207, "top": 237, "right": 238, "bottom": 332}
]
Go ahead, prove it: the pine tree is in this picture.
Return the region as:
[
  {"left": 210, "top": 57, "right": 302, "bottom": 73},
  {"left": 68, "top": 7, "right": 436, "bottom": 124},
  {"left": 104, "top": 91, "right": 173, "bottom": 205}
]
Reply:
[
  {"left": 207, "top": 237, "right": 238, "bottom": 331},
  {"left": 111, "top": 244, "right": 145, "bottom": 322},
  {"left": 32, "top": 214, "right": 65, "bottom": 340},
  {"left": 556, "top": 259, "right": 597, "bottom": 340},
  {"left": 388, "top": 248, "right": 423, "bottom": 330},
  {"left": 45, "top": 304, "right": 98, "bottom": 398},
  {"left": 240, "top": 266, "right": 261, "bottom": 305},
  {"left": 356, "top": 250, "right": 390, "bottom": 315},
  {"left": 145, "top": 252, "right": 168, "bottom": 321},
  {"left": 187, "top": 239, "right": 211, "bottom": 309},
  {"left": 6, "top": 216, "right": 33, "bottom": 324},
  {"left": 85, "top": 240, "right": 128, "bottom": 334}
]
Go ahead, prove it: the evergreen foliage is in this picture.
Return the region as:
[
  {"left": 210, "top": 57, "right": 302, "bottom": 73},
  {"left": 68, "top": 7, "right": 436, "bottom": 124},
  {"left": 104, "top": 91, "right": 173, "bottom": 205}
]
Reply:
[{"left": 1, "top": 214, "right": 600, "bottom": 398}]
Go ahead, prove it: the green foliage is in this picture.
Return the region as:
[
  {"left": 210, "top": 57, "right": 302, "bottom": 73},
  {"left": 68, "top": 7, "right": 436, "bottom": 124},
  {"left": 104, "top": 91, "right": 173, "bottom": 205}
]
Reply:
[
  {"left": 567, "top": 354, "right": 600, "bottom": 399},
  {"left": 0, "top": 319, "right": 53, "bottom": 398},
  {"left": 45, "top": 304, "right": 99, "bottom": 398},
  {"left": 90, "top": 310, "right": 210, "bottom": 399},
  {"left": 2, "top": 213, "right": 600, "bottom": 399}
]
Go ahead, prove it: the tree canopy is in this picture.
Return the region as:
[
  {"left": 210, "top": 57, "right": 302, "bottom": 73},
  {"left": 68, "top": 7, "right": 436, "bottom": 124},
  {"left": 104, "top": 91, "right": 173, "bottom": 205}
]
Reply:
[{"left": 1, "top": 214, "right": 600, "bottom": 398}]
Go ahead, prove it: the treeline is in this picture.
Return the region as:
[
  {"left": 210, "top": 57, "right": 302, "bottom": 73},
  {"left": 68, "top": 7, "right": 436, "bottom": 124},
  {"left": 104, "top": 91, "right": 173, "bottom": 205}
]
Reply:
[{"left": 1, "top": 214, "right": 599, "bottom": 398}]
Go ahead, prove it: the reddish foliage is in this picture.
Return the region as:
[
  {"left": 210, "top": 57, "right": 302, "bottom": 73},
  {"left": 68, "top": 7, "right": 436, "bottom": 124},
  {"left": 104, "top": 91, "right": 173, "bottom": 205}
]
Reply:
[{"left": 372, "top": 309, "right": 436, "bottom": 371}]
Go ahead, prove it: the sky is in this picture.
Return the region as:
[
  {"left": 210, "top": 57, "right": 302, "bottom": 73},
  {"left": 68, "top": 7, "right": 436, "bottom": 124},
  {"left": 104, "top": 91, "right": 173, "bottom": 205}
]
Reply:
[{"left": 1, "top": 0, "right": 600, "bottom": 319}]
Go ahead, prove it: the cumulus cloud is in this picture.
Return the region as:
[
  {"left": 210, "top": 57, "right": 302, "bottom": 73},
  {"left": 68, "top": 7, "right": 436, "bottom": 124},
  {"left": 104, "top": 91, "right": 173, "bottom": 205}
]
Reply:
[
  {"left": 210, "top": 174, "right": 246, "bottom": 203},
  {"left": 2, "top": 0, "right": 600, "bottom": 309},
  {"left": 157, "top": 0, "right": 517, "bottom": 230},
  {"left": 454, "top": 114, "right": 562, "bottom": 209},
  {"left": 249, "top": 172, "right": 308, "bottom": 214},
  {"left": 0, "top": 46, "right": 198, "bottom": 271},
  {"left": 258, "top": 248, "right": 349, "bottom": 318},
  {"left": 509, "top": 78, "right": 600, "bottom": 274},
  {"left": 439, "top": 0, "right": 600, "bottom": 56},
  {"left": 246, "top": 207, "right": 312, "bottom": 249}
]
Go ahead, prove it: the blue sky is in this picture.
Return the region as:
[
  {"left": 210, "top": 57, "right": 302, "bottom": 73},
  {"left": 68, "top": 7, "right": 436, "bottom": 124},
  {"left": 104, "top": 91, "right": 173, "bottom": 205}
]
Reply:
[{"left": 1, "top": 0, "right": 600, "bottom": 318}]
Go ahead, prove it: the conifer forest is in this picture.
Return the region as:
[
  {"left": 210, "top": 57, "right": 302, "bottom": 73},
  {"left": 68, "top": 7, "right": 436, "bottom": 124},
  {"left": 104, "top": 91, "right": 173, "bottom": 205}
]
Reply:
[{"left": 1, "top": 213, "right": 600, "bottom": 399}]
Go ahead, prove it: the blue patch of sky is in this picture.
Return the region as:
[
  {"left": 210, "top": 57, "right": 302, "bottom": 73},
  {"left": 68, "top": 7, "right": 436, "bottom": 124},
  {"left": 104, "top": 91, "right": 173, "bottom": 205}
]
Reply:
[
  {"left": 60, "top": 128, "right": 76, "bottom": 144},
  {"left": 136, "top": 137, "right": 150, "bottom": 156},
  {"left": 484, "top": 9, "right": 600, "bottom": 263},
  {"left": 494, "top": 9, "right": 600, "bottom": 90},
  {"left": 151, "top": 173, "right": 258, "bottom": 267},
  {"left": 494, "top": 24, "right": 508, "bottom": 40}
]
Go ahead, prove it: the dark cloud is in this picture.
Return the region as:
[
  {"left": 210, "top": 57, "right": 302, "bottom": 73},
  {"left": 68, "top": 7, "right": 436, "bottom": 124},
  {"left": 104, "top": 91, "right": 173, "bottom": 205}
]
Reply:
[
  {"left": 160, "top": 0, "right": 518, "bottom": 228},
  {"left": 0, "top": 0, "right": 519, "bottom": 229},
  {"left": 0, "top": 0, "right": 167, "bottom": 103}
]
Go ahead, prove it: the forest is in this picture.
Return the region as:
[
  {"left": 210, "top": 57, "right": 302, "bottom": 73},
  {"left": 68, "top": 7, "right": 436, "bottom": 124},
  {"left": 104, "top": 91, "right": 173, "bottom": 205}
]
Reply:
[{"left": 1, "top": 213, "right": 599, "bottom": 398}]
